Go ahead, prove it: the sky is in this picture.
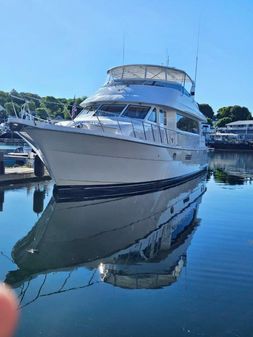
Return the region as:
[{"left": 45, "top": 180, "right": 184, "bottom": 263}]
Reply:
[{"left": 0, "top": 0, "right": 253, "bottom": 112}]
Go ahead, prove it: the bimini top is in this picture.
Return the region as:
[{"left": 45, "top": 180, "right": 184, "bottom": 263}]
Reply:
[{"left": 107, "top": 64, "right": 193, "bottom": 85}]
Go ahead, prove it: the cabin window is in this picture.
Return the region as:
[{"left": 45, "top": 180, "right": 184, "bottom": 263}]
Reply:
[
  {"left": 95, "top": 104, "right": 126, "bottom": 117},
  {"left": 148, "top": 108, "right": 157, "bottom": 123},
  {"left": 75, "top": 104, "right": 99, "bottom": 120},
  {"left": 159, "top": 109, "right": 167, "bottom": 125},
  {"left": 176, "top": 114, "right": 199, "bottom": 134},
  {"left": 122, "top": 105, "right": 150, "bottom": 119}
]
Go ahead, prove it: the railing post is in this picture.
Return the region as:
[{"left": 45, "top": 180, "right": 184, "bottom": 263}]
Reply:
[
  {"left": 165, "top": 127, "right": 169, "bottom": 144},
  {"left": 158, "top": 125, "right": 163, "bottom": 143},
  {"left": 117, "top": 119, "right": 123, "bottom": 135},
  {"left": 142, "top": 121, "right": 147, "bottom": 140},
  {"left": 151, "top": 124, "right": 155, "bottom": 142},
  {"left": 131, "top": 121, "right": 136, "bottom": 138},
  {"left": 96, "top": 115, "right": 104, "bottom": 133}
]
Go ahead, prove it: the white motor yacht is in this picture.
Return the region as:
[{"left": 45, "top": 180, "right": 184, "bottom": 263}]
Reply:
[{"left": 8, "top": 64, "right": 208, "bottom": 194}]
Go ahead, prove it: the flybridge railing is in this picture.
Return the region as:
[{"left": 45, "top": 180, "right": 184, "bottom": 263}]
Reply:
[{"left": 74, "top": 113, "right": 201, "bottom": 148}]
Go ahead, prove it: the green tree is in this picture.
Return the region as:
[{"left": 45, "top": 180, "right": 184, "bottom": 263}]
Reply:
[
  {"left": 0, "top": 108, "right": 7, "bottom": 122},
  {"left": 0, "top": 89, "right": 85, "bottom": 120},
  {"left": 217, "top": 106, "right": 252, "bottom": 122},
  {"left": 0, "top": 91, "right": 9, "bottom": 107},
  {"left": 62, "top": 105, "right": 71, "bottom": 119},
  {"left": 198, "top": 104, "right": 214, "bottom": 119},
  {"left": 41, "top": 96, "right": 61, "bottom": 117},
  {"left": 230, "top": 105, "right": 252, "bottom": 121},
  {"left": 28, "top": 100, "right": 36, "bottom": 112},
  {"left": 36, "top": 107, "right": 48, "bottom": 120},
  {"left": 4, "top": 102, "right": 20, "bottom": 116},
  {"left": 215, "top": 117, "right": 232, "bottom": 127}
]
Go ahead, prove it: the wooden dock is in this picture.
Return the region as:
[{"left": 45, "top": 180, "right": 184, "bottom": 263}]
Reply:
[
  {"left": 0, "top": 167, "right": 51, "bottom": 185},
  {"left": 0, "top": 153, "right": 51, "bottom": 186}
]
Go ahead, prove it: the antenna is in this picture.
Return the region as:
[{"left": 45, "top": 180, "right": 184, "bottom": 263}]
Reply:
[
  {"left": 122, "top": 33, "right": 126, "bottom": 65},
  {"left": 194, "top": 20, "right": 201, "bottom": 92},
  {"left": 166, "top": 49, "right": 169, "bottom": 67}
]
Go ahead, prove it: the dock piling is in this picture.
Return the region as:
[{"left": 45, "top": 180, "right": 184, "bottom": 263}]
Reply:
[
  {"left": 34, "top": 156, "right": 45, "bottom": 178},
  {"left": 0, "top": 153, "right": 5, "bottom": 175}
]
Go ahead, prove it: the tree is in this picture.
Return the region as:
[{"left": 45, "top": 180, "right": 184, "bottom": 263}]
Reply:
[
  {"left": 28, "top": 100, "right": 36, "bottom": 112},
  {"left": 230, "top": 105, "right": 252, "bottom": 121},
  {"left": 0, "top": 89, "right": 89, "bottom": 121},
  {"left": 215, "top": 117, "right": 232, "bottom": 127},
  {"left": 0, "top": 91, "right": 9, "bottom": 107},
  {"left": 198, "top": 104, "right": 214, "bottom": 119},
  {"left": 42, "top": 96, "right": 60, "bottom": 117},
  {"left": 0, "top": 108, "right": 7, "bottom": 122},
  {"left": 4, "top": 102, "right": 20, "bottom": 116},
  {"left": 36, "top": 108, "right": 48, "bottom": 120},
  {"left": 217, "top": 106, "right": 252, "bottom": 122},
  {"left": 20, "top": 92, "right": 41, "bottom": 108},
  {"left": 62, "top": 105, "right": 71, "bottom": 119}
]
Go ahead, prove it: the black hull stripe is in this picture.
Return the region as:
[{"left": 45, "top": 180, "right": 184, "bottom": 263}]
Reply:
[{"left": 53, "top": 168, "right": 207, "bottom": 202}]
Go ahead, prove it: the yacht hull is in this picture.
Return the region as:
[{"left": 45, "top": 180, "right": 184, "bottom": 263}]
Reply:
[{"left": 11, "top": 120, "right": 208, "bottom": 190}]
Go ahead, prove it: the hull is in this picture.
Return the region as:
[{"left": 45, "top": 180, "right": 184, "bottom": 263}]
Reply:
[{"left": 11, "top": 119, "right": 208, "bottom": 188}]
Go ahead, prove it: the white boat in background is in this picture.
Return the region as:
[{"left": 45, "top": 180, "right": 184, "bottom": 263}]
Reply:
[{"left": 8, "top": 64, "right": 208, "bottom": 195}]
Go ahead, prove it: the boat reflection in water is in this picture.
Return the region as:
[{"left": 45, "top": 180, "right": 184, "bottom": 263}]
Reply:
[{"left": 6, "top": 174, "right": 206, "bottom": 305}]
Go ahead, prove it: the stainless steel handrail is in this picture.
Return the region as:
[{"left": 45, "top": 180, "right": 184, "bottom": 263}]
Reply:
[{"left": 76, "top": 112, "right": 201, "bottom": 148}]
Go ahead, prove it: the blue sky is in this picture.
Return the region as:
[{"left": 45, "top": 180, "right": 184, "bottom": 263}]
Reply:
[{"left": 0, "top": 0, "right": 253, "bottom": 112}]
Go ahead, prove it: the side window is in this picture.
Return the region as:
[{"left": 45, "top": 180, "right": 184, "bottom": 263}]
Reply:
[
  {"left": 148, "top": 108, "right": 157, "bottom": 123},
  {"left": 159, "top": 109, "right": 167, "bottom": 125},
  {"left": 176, "top": 114, "right": 199, "bottom": 134}
]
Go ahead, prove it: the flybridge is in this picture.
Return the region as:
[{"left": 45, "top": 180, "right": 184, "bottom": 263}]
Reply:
[
  {"left": 107, "top": 64, "right": 193, "bottom": 84},
  {"left": 106, "top": 64, "right": 195, "bottom": 95}
]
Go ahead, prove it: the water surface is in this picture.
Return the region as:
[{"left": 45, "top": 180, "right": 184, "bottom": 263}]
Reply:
[{"left": 0, "top": 151, "right": 253, "bottom": 337}]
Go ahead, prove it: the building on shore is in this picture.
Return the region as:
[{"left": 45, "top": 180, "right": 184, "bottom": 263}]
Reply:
[
  {"left": 225, "top": 120, "right": 253, "bottom": 140},
  {"left": 206, "top": 120, "right": 253, "bottom": 150}
]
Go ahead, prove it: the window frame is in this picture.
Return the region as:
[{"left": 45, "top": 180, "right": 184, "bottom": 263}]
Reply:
[
  {"left": 158, "top": 108, "right": 167, "bottom": 126},
  {"left": 147, "top": 107, "right": 158, "bottom": 124}
]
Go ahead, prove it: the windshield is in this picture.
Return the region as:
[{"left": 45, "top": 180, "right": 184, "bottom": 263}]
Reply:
[
  {"left": 74, "top": 105, "right": 99, "bottom": 121},
  {"left": 122, "top": 105, "right": 150, "bottom": 119},
  {"left": 95, "top": 104, "right": 126, "bottom": 117}
]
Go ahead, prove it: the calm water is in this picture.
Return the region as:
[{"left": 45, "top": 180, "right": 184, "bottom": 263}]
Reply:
[{"left": 0, "top": 151, "right": 253, "bottom": 337}]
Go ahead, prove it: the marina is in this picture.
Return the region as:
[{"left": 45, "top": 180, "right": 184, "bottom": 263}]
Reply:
[{"left": 1, "top": 1, "right": 253, "bottom": 336}]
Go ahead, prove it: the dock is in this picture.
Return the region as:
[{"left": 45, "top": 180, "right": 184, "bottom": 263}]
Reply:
[{"left": 0, "top": 153, "right": 51, "bottom": 186}]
